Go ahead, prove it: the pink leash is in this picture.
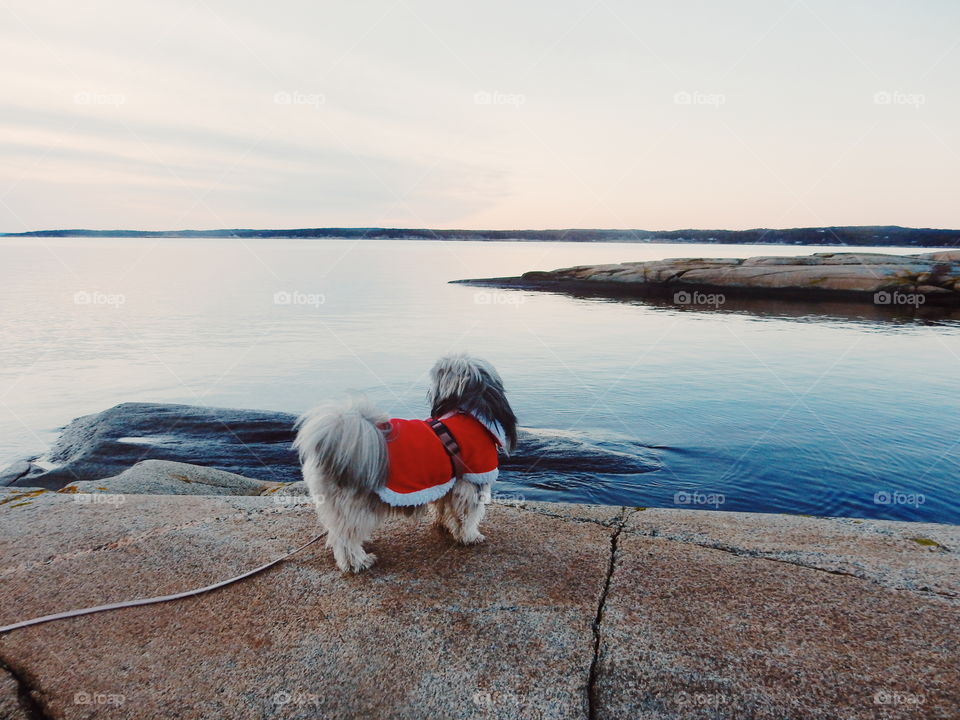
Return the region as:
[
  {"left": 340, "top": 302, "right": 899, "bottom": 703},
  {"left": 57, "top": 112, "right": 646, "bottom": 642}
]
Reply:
[{"left": 0, "top": 532, "right": 326, "bottom": 634}]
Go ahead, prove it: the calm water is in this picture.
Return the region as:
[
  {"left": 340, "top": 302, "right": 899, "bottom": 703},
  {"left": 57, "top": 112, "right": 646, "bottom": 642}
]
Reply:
[{"left": 1, "top": 237, "right": 958, "bottom": 522}]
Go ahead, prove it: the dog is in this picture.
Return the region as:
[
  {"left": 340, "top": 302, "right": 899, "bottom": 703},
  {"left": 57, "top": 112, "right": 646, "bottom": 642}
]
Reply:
[{"left": 294, "top": 354, "right": 518, "bottom": 573}]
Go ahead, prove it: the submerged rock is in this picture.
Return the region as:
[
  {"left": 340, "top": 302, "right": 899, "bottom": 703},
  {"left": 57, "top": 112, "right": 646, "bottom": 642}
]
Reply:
[
  {"left": 455, "top": 251, "right": 960, "bottom": 304},
  {"left": 7, "top": 403, "right": 659, "bottom": 490}
]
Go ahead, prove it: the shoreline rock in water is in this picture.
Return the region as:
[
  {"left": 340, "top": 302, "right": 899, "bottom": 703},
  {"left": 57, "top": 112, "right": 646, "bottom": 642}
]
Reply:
[
  {"left": 0, "top": 485, "right": 957, "bottom": 718},
  {"left": 3, "top": 402, "right": 660, "bottom": 490},
  {"left": 454, "top": 250, "right": 960, "bottom": 305}
]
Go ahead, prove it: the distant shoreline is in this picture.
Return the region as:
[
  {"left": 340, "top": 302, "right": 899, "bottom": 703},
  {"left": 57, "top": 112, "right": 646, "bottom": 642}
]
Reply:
[{"left": 3, "top": 225, "right": 960, "bottom": 247}]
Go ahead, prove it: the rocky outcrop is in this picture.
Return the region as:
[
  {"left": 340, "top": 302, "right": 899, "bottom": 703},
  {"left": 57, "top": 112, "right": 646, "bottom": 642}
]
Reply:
[
  {"left": 455, "top": 251, "right": 960, "bottom": 305},
  {"left": 0, "top": 482, "right": 957, "bottom": 719},
  {"left": 57, "top": 460, "right": 307, "bottom": 497},
  {"left": 5, "top": 403, "right": 660, "bottom": 491}
]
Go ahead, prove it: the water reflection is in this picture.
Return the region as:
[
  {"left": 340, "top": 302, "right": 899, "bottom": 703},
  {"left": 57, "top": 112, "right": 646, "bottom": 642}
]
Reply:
[{"left": 461, "top": 282, "right": 960, "bottom": 327}]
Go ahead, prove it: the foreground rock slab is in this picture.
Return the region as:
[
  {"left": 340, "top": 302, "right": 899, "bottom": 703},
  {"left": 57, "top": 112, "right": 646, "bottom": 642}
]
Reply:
[
  {"left": 456, "top": 250, "right": 960, "bottom": 305},
  {"left": 1, "top": 489, "right": 957, "bottom": 719}
]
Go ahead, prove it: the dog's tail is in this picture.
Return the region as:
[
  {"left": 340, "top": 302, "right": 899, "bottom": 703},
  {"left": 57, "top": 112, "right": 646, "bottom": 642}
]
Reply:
[{"left": 293, "top": 395, "right": 389, "bottom": 491}]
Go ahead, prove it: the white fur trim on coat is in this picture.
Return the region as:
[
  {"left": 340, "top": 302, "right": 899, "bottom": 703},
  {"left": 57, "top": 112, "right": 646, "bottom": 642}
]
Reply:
[
  {"left": 462, "top": 469, "right": 499, "bottom": 485},
  {"left": 375, "top": 477, "right": 456, "bottom": 507}
]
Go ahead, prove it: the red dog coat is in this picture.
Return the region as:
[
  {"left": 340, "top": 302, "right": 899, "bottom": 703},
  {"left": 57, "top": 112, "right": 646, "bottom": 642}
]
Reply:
[{"left": 375, "top": 412, "right": 503, "bottom": 507}]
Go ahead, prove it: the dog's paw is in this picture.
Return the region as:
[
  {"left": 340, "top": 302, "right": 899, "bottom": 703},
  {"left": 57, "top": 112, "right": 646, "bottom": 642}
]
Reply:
[
  {"left": 459, "top": 533, "right": 486, "bottom": 545},
  {"left": 349, "top": 552, "right": 378, "bottom": 573}
]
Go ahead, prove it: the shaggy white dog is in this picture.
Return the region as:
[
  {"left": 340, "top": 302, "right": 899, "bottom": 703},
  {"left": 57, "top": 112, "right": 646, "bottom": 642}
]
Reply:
[{"left": 294, "top": 354, "right": 517, "bottom": 572}]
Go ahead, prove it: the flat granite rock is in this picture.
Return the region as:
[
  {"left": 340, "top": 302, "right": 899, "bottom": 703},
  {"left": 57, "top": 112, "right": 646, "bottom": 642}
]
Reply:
[
  {"left": 0, "top": 490, "right": 957, "bottom": 719},
  {"left": 594, "top": 533, "right": 959, "bottom": 719},
  {"left": 455, "top": 250, "right": 960, "bottom": 305},
  {"left": 623, "top": 508, "right": 960, "bottom": 597},
  {"left": 7, "top": 402, "right": 660, "bottom": 491},
  {"left": 0, "top": 495, "right": 609, "bottom": 720}
]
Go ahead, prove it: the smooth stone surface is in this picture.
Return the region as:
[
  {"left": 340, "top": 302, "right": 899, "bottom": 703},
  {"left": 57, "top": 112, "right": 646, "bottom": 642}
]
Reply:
[
  {"left": 1, "top": 488, "right": 956, "bottom": 719},
  {"left": 9, "top": 403, "right": 661, "bottom": 490},
  {"left": 594, "top": 533, "right": 959, "bottom": 719},
  {"left": 60, "top": 460, "right": 286, "bottom": 497},
  {"left": 0, "top": 494, "right": 609, "bottom": 720},
  {"left": 623, "top": 508, "right": 960, "bottom": 597}
]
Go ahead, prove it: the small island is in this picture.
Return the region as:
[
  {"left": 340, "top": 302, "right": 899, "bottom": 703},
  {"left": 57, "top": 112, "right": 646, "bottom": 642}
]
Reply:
[{"left": 455, "top": 250, "right": 960, "bottom": 305}]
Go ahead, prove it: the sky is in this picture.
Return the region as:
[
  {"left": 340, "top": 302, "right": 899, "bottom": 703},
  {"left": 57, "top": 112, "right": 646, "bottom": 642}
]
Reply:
[{"left": 0, "top": 0, "right": 958, "bottom": 232}]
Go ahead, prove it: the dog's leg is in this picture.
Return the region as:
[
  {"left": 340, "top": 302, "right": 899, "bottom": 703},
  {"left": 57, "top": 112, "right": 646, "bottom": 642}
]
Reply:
[
  {"left": 309, "top": 475, "right": 382, "bottom": 573},
  {"left": 431, "top": 494, "right": 457, "bottom": 537},
  {"left": 447, "top": 480, "right": 487, "bottom": 545}
]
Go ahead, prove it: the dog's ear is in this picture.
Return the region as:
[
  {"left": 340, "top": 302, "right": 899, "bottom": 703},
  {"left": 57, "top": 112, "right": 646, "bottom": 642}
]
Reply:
[{"left": 428, "top": 354, "right": 518, "bottom": 452}]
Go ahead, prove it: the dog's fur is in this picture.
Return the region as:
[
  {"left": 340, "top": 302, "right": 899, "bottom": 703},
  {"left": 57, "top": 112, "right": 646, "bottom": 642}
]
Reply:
[{"left": 294, "top": 354, "right": 517, "bottom": 572}]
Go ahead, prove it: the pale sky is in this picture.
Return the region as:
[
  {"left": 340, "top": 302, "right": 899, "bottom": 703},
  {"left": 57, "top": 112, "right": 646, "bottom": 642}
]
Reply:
[{"left": 1, "top": 0, "right": 958, "bottom": 232}]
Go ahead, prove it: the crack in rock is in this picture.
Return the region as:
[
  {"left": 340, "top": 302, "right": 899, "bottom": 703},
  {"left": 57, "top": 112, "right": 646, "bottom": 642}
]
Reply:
[
  {"left": 587, "top": 508, "right": 633, "bottom": 720},
  {"left": 0, "top": 654, "right": 50, "bottom": 720},
  {"left": 625, "top": 527, "right": 959, "bottom": 602}
]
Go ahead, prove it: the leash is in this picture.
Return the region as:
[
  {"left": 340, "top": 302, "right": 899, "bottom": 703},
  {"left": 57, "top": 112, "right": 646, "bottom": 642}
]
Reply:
[{"left": 0, "top": 532, "right": 326, "bottom": 635}]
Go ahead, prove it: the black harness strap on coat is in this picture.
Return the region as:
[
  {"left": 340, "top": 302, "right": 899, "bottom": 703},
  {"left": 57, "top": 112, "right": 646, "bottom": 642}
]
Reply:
[{"left": 427, "top": 418, "right": 468, "bottom": 479}]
